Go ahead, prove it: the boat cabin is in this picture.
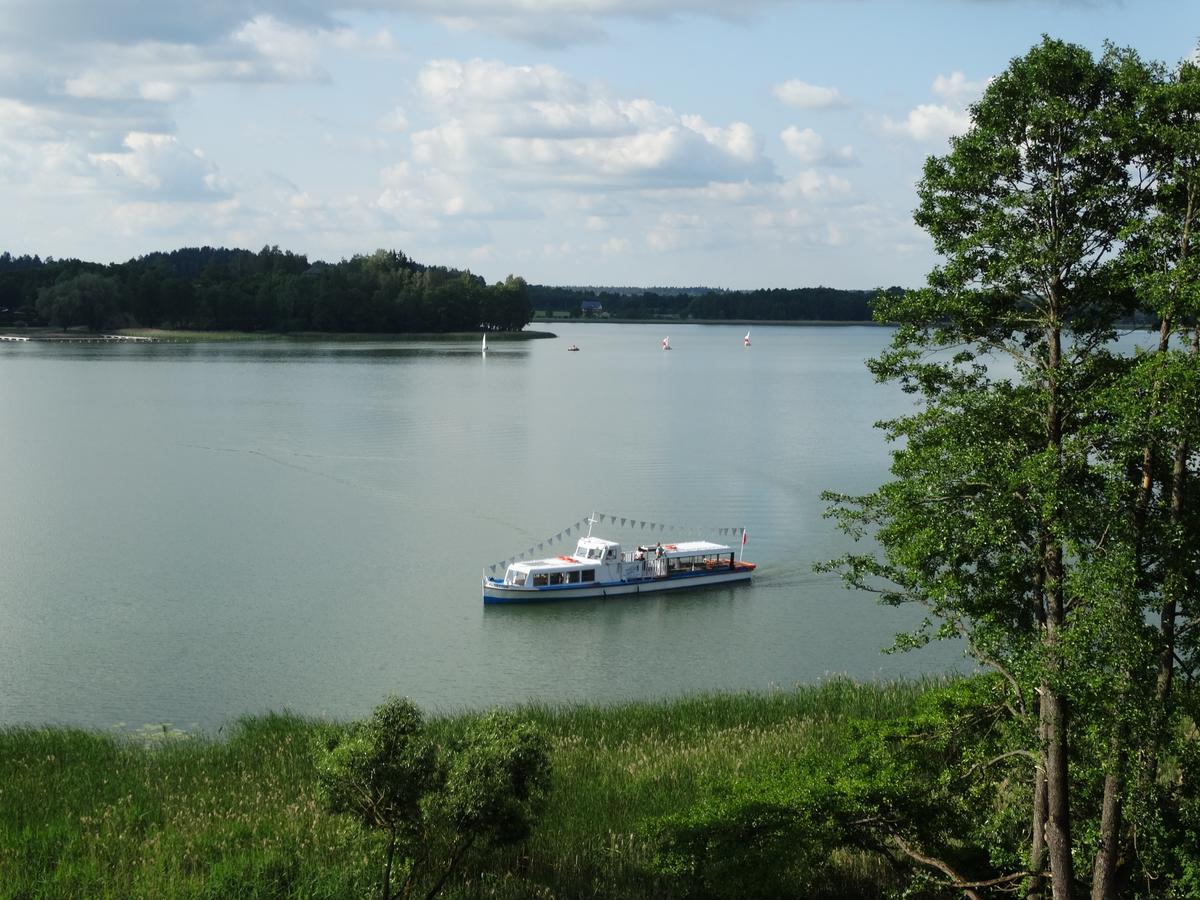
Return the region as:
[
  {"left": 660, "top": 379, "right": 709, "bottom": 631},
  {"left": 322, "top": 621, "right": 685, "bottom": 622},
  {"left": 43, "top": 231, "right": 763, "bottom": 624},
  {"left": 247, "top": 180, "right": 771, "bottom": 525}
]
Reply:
[{"left": 500, "top": 537, "right": 738, "bottom": 588}]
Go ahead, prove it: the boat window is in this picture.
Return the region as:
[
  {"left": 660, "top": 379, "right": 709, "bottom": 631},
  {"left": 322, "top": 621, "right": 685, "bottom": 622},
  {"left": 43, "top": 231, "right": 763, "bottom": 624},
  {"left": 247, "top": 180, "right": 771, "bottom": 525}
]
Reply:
[
  {"left": 581, "top": 570, "right": 595, "bottom": 582},
  {"left": 568, "top": 571, "right": 581, "bottom": 583},
  {"left": 605, "top": 548, "right": 616, "bottom": 560},
  {"left": 533, "top": 573, "right": 549, "bottom": 586},
  {"left": 587, "top": 548, "right": 602, "bottom": 560},
  {"left": 507, "top": 571, "right": 526, "bottom": 586}
]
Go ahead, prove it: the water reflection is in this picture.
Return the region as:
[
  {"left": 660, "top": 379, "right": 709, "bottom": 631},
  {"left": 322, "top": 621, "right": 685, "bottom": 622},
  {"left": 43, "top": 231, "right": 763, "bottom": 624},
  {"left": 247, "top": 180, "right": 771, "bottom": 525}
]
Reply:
[{"left": 8, "top": 337, "right": 539, "bottom": 364}]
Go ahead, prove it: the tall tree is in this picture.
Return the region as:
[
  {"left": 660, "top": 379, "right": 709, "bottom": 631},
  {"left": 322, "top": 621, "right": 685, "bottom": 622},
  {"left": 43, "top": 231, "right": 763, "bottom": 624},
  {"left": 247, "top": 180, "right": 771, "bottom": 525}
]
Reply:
[{"left": 825, "top": 37, "right": 1156, "bottom": 899}]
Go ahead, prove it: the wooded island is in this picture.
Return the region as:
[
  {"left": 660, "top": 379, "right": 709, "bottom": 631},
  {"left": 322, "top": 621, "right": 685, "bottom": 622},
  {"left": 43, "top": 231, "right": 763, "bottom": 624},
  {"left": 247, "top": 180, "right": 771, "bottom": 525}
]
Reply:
[{"left": 0, "top": 246, "right": 889, "bottom": 336}]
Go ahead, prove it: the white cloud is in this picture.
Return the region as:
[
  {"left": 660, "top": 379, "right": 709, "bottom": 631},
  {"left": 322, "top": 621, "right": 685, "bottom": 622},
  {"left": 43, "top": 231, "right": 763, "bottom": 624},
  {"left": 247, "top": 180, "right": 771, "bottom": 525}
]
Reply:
[
  {"left": 232, "top": 16, "right": 327, "bottom": 82},
  {"left": 404, "top": 58, "right": 773, "bottom": 192},
  {"left": 680, "top": 115, "right": 758, "bottom": 162},
  {"left": 772, "top": 79, "right": 849, "bottom": 109},
  {"left": 780, "top": 126, "right": 855, "bottom": 166},
  {"left": 881, "top": 70, "right": 986, "bottom": 144},
  {"left": 417, "top": 58, "right": 628, "bottom": 138},
  {"left": 378, "top": 106, "right": 410, "bottom": 134},
  {"left": 88, "top": 132, "right": 229, "bottom": 200},
  {"left": 0, "top": 98, "right": 57, "bottom": 141},
  {"left": 647, "top": 212, "right": 708, "bottom": 252},
  {"left": 329, "top": 27, "right": 399, "bottom": 53},
  {"left": 931, "top": 71, "right": 988, "bottom": 106},
  {"left": 469, "top": 243, "right": 496, "bottom": 262},
  {"left": 881, "top": 104, "right": 971, "bottom": 143},
  {"left": 779, "top": 170, "right": 853, "bottom": 200}
]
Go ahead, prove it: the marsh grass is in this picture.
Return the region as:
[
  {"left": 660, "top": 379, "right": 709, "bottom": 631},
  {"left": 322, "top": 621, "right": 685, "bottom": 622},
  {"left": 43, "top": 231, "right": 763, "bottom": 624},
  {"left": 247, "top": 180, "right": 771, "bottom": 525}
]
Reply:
[
  {"left": 0, "top": 679, "right": 946, "bottom": 899},
  {"left": 116, "top": 328, "right": 287, "bottom": 342}
]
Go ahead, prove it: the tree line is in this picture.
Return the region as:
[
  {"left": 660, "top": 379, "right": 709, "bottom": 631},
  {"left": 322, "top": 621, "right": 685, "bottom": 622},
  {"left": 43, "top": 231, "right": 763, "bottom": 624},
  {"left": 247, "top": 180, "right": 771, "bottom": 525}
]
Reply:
[
  {"left": 0, "top": 246, "right": 533, "bottom": 333},
  {"left": 529, "top": 283, "right": 890, "bottom": 321}
]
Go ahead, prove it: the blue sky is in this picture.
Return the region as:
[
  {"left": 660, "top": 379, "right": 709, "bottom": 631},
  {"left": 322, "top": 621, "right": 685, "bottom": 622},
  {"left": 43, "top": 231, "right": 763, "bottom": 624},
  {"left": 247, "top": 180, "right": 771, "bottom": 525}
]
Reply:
[{"left": 0, "top": 0, "right": 1196, "bottom": 289}]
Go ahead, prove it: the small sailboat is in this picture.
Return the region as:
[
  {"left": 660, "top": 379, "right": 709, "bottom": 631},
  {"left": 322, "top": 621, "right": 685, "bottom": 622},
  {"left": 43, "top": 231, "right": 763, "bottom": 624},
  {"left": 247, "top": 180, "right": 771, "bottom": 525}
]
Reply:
[
  {"left": 662, "top": 336, "right": 671, "bottom": 351},
  {"left": 743, "top": 331, "right": 751, "bottom": 347},
  {"left": 482, "top": 333, "right": 488, "bottom": 354}
]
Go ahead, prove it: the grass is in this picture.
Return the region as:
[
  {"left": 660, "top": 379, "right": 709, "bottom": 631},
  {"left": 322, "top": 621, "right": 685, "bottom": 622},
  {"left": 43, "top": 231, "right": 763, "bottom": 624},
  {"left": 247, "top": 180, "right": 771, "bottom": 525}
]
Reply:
[
  {"left": 118, "top": 328, "right": 288, "bottom": 342},
  {"left": 0, "top": 678, "right": 946, "bottom": 899}
]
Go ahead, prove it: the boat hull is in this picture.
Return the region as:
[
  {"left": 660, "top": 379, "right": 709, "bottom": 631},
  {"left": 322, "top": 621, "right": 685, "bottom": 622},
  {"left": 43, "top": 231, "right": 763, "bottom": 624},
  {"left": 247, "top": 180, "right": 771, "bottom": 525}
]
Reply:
[{"left": 482, "top": 564, "right": 755, "bottom": 604}]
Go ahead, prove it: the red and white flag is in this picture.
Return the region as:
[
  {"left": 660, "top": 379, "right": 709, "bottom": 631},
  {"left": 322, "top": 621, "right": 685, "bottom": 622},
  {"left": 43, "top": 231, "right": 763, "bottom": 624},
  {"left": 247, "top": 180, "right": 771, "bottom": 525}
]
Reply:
[{"left": 741, "top": 530, "right": 747, "bottom": 546}]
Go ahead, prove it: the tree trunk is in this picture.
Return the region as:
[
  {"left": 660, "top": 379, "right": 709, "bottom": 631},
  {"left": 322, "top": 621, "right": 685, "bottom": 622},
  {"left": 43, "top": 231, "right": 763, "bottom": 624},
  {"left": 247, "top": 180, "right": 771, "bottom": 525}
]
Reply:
[
  {"left": 1156, "top": 435, "right": 1187, "bottom": 707},
  {"left": 1043, "top": 682, "right": 1074, "bottom": 900},
  {"left": 1091, "top": 317, "right": 1174, "bottom": 899},
  {"left": 1043, "top": 318, "right": 1075, "bottom": 900},
  {"left": 1028, "top": 563, "right": 1049, "bottom": 900},
  {"left": 1090, "top": 728, "right": 1126, "bottom": 900},
  {"left": 1027, "top": 716, "right": 1049, "bottom": 899},
  {"left": 1156, "top": 324, "right": 1196, "bottom": 706},
  {"left": 383, "top": 827, "right": 397, "bottom": 900}
]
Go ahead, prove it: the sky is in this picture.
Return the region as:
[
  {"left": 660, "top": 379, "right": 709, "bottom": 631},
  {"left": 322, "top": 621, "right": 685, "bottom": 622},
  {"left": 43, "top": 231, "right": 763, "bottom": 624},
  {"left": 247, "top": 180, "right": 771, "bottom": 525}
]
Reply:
[{"left": 0, "top": 1, "right": 1196, "bottom": 290}]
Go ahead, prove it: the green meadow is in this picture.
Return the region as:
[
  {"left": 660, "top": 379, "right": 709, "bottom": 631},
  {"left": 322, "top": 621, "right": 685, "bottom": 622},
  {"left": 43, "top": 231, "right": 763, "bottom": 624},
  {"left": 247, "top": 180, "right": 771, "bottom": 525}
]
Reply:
[{"left": 0, "top": 678, "right": 938, "bottom": 899}]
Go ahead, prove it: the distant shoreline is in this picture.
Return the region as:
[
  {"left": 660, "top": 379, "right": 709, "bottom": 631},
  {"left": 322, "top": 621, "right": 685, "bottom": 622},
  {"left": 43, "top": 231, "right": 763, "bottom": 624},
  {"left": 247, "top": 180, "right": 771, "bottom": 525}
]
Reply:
[
  {"left": 532, "top": 316, "right": 886, "bottom": 326},
  {"left": 0, "top": 327, "right": 558, "bottom": 343}
]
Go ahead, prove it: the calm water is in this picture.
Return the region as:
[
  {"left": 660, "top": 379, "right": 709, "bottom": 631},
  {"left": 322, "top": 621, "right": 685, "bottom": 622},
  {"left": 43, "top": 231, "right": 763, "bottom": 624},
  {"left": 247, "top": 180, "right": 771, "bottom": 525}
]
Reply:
[{"left": 0, "top": 323, "right": 967, "bottom": 732}]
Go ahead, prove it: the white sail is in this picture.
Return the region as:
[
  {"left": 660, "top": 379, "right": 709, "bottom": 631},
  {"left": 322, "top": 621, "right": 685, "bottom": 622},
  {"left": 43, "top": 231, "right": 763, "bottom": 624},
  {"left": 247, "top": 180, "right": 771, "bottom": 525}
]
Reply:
[
  {"left": 662, "top": 336, "right": 670, "bottom": 350},
  {"left": 482, "top": 334, "right": 488, "bottom": 353}
]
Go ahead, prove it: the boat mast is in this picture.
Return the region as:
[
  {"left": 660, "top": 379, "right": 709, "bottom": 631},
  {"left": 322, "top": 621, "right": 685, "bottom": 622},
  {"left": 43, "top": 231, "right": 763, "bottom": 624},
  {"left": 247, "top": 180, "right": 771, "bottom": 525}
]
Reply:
[{"left": 586, "top": 512, "right": 598, "bottom": 537}]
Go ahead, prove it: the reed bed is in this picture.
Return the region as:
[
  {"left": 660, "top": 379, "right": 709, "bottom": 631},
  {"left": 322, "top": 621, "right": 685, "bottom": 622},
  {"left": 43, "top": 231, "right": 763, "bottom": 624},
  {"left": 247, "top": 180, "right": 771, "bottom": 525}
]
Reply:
[{"left": 0, "top": 678, "right": 947, "bottom": 899}]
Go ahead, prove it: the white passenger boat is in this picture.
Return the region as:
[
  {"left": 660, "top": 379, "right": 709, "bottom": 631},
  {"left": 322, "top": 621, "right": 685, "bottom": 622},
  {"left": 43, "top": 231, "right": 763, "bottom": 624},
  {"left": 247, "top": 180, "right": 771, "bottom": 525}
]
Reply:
[{"left": 482, "top": 520, "right": 755, "bottom": 604}]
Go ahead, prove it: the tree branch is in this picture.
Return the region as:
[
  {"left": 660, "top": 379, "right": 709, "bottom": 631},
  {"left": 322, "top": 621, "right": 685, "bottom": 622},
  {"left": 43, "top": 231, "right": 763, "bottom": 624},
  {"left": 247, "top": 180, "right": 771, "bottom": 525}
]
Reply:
[
  {"left": 892, "top": 835, "right": 1032, "bottom": 897},
  {"left": 971, "top": 647, "right": 1028, "bottom": 716}
]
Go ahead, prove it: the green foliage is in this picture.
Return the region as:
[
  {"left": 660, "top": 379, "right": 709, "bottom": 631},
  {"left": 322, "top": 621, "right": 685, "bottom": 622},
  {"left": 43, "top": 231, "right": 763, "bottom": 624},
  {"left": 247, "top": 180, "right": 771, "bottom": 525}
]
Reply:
[
  {"left": 436, "top": 711, "right": 550, "bottom": 848},
  {"left": 35, "top": 272, "right": 121, "bottom": 331},
  {"left": 314, "top": 697, "right": 550, "bottom": 900},
  {"left": 647, "top": 676, "right": 1030, "bottom": 899},
  {"left": 820, "top": 34, "right": 1200, "bottom": 900},
  {"left": 6, "top": 245, "right": 534, "bottom": 333},
  {"left": 527, "top": 283, "right": 881, "bottom": 321},
  {"left": 315, "top": 697, "right": 438, "bottom": 836},
  {"left": 0, "top": 680, "right": 935, "bottom": 899}
]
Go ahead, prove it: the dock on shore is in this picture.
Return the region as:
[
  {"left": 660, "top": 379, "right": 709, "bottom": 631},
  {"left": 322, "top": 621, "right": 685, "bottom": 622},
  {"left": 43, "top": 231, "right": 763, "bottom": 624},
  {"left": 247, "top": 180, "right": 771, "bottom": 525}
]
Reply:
[{"left": 1, "top": 334, "right": 156, "bottom": 343}]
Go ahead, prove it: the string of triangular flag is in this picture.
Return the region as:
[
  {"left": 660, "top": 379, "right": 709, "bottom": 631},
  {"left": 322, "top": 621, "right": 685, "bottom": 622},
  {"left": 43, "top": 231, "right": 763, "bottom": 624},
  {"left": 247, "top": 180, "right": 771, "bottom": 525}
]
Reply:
[{"left": 486, "top": 512, "right": 745, "bottom": 574}]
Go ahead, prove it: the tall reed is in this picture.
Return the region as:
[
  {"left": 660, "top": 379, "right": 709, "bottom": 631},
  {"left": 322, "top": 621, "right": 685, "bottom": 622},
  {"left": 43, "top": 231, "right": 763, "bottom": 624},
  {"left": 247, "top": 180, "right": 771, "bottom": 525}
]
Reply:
[{"left": 0, "top": 678, "right": 949, "bottom": 899}]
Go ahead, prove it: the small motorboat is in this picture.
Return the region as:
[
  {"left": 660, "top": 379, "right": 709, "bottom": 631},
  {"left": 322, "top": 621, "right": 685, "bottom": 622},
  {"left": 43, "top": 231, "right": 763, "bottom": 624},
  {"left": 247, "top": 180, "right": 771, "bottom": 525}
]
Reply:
[{"left": 567, "top": 345, "right": 580, "bottom": 351}]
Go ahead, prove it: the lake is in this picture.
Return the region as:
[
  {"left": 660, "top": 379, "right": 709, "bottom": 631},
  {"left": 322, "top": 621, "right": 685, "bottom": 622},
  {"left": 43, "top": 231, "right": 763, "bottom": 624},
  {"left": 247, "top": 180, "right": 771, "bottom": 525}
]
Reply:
[{"left": 0, "top": 323, "right": 966, "bottom": 732}]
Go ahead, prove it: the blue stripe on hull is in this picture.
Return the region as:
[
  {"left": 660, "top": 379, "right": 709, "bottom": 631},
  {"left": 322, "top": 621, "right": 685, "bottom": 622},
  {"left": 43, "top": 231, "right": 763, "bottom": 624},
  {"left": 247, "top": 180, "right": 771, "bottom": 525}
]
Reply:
[{"left": 482, "top": 570, "right": 752, "bottom": 604}]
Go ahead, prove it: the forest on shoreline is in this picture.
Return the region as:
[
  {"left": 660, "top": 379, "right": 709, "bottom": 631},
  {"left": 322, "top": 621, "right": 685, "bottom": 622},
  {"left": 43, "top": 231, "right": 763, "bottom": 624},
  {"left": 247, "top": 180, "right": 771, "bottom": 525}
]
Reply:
[
  {"left": 0, "top": 247, "right": 534, "bottom": 334},
  {"left": 0, "top": 246, "right": 894, "bottom": 336}
]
